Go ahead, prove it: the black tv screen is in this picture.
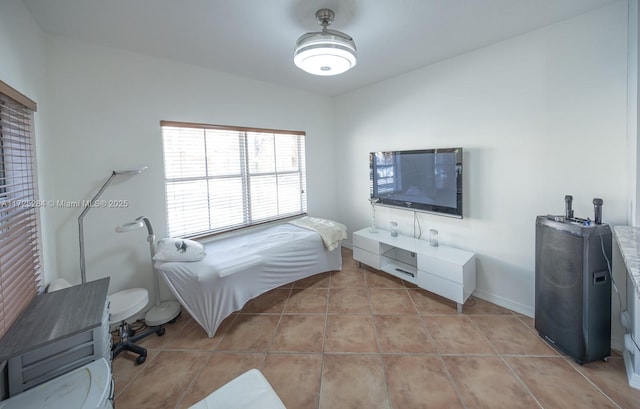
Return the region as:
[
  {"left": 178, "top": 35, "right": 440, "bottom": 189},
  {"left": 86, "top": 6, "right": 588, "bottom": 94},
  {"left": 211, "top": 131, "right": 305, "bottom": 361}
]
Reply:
[{"left": 369, "top": 147, "right": 463, "bottom": 218}]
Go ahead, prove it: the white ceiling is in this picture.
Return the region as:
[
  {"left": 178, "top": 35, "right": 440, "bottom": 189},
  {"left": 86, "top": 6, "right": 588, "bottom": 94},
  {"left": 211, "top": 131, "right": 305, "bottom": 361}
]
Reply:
[{"left": 24, "top": 0, "right": 618, "bottom": 96}]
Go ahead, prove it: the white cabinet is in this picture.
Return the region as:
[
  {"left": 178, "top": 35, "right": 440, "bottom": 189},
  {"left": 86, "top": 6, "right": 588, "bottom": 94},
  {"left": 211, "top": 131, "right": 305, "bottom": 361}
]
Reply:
[
  {"left": 353, "top": 228, "right": 476, "bottom": 312},
  {"left": 0, "top": 278, "right": 111, "bottom": 397},
  {"left": 613, "top": 226, "right": 640, "bottom": 390}
]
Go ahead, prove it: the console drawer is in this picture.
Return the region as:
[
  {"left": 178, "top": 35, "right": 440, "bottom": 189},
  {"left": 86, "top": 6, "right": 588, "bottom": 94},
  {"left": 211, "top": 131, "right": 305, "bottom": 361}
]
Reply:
[
  {"left": 353, "top": 247, "right": 381, "bottom": 269},
  {"left": 418, "top": 271, "right": 464, "bottom": 304},
  {"left": 353, "top": 231, "right": 381, "bottom": 254},
  {"left": 418, "top": 255, "right": 464, "bottom": 282}
]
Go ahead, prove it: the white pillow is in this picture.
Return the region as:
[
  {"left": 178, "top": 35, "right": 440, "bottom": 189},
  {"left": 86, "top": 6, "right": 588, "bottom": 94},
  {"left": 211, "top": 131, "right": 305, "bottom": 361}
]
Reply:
[{"left": 154, "top": 238, "right": 206, "bottom": 262}]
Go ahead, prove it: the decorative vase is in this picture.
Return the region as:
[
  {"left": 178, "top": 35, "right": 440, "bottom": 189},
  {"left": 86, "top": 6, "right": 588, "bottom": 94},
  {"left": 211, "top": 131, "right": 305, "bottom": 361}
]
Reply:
[{"left": 369, "top": 198, "right": 379, "bottom": 233}]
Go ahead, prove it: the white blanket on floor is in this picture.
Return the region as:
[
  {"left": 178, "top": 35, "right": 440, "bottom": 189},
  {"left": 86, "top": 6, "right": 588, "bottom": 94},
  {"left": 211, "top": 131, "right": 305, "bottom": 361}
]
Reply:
[{"left": 288, "top": 216, "right": 347, "bottom": 251}]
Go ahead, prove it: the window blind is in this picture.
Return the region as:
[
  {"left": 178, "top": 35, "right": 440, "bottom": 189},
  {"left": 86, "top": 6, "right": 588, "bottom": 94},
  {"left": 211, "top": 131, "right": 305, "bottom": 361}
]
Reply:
[
  {"left": 161, "top": 121, "right": 307, "bottom": 238},
  {"left": 0, "top": 81, "right": 41, "bottom": 339}
]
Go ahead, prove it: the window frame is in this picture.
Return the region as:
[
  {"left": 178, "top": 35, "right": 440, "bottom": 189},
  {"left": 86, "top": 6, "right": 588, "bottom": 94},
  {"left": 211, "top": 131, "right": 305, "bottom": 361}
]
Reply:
[
  {"left": 160, "top": 121, "right": 307, "bottom": 238},
  {"left": 0, "top": 80, "right": 42, "bottom": 340}
]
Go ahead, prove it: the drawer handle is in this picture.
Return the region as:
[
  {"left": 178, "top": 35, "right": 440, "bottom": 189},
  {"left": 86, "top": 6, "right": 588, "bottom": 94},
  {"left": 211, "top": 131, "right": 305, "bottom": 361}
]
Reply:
[{"left": 394, "top": 267, "right": 415, "bottom": 278}]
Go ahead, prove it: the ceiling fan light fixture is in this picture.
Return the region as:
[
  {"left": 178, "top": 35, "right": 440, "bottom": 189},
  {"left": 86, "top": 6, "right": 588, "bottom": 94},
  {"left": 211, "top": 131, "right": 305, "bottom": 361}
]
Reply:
[{"left": 294, "top": 9, "right": 357, "bottom": 76}]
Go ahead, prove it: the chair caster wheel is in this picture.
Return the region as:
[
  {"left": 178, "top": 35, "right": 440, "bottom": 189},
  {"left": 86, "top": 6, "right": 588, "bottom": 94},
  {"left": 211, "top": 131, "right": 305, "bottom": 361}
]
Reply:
[
  {"left": 169, "top": 311, "right": 181, "bottom": 324},
  {"left": 157, "top": 327, "right": 165, "bottom": 336},
  {"left": 136, "top": 354, "right": 146, "bottom": 365}
]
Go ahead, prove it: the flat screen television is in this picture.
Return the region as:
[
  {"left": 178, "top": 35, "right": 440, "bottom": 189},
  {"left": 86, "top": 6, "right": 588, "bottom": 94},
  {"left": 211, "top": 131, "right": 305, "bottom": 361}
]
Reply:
[{"left": 369, "top": 147, "right": 463, "bottom": 218}]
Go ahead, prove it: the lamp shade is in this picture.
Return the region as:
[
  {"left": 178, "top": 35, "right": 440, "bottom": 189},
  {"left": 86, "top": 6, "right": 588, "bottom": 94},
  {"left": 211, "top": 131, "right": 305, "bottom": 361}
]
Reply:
[
  {"left": 294, "top": 8, "right": 357, "bottom": 76},
  {"left": 115, "top": 220, "right": 145, "bottom": 233},
  {"left": 294, "top": 31, "right": 357, "bottom": 76}
]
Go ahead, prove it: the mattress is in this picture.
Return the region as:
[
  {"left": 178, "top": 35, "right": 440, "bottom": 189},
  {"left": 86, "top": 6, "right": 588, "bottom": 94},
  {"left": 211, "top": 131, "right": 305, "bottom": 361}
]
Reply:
[{"left": 154, "top": 223, "right": 342, "bottom": 337}]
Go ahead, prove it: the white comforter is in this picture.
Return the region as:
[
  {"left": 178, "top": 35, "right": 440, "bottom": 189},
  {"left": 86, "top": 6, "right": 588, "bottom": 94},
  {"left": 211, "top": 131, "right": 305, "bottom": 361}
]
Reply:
[{"left": 154, "top": 223, "right": 343, "bottom": 337}]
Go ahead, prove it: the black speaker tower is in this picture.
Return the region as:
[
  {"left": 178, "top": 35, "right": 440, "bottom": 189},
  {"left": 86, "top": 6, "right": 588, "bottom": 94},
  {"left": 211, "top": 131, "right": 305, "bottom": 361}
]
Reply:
[{"left": 534, "top": 200, "right": 612, "bottom": 364}]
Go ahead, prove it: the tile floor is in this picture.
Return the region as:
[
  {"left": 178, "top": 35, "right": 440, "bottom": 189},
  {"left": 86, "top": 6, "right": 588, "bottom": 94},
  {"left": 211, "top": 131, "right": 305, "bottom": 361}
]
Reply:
[{"left": 113, "top": 248, "right": 640, "bottom": 409}]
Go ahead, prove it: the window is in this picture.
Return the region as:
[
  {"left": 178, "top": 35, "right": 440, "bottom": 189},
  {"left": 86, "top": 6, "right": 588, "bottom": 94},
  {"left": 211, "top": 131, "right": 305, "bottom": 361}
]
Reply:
[
  {"left": 0, "top": 81, "right": 41, "bottom": 339},
  {"left": 161, "top": 121, "right": 307, "bottom": 238}
]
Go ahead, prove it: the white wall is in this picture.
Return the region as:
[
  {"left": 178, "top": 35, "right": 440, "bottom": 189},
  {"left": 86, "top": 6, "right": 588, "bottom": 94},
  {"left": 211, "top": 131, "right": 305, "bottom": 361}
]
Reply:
[
  {"left": 0, "top": 0, "right": 57, "bottom": 285},
  {"left": 0, "top": 1, "right": 44, "bottom": 97},
  {"left": 3, "top": 0, "right": 633, "bottom": 326},
  {"left": 334, "top": 1, "right": 629, "bottom": 316},
  {"left": 630, "top": 0, "right": 640, "bottom": 226},
  {"left": 44, "top": 36, "right": 336, "bottom": 299}
]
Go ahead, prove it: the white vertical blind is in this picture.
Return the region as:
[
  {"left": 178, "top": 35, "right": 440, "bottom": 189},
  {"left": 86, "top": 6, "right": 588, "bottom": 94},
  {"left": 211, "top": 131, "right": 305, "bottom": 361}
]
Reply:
[
  {"left": 0, "top": 81, "right": 41, "bottom": 339},
  {"left": 161, "top": 122, "right": 307, "bottom": 238}
]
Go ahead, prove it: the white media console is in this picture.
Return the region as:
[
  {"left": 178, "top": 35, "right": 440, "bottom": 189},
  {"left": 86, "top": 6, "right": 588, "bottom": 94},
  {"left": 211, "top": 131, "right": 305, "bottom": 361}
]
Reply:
[{"left": 353, "top": 227, "right": 476, "bottom": 313}]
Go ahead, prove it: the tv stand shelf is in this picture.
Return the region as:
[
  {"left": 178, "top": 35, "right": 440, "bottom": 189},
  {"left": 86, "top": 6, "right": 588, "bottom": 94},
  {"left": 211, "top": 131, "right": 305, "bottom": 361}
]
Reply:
[{"left": 353, "top": 228, "right": 476, "bottom": 312}]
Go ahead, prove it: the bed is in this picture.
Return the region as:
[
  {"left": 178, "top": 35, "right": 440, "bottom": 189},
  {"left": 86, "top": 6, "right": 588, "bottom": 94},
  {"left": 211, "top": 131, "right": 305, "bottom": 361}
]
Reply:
[{"left": 153, "top": 217, "right": 346, "bottom": 337}]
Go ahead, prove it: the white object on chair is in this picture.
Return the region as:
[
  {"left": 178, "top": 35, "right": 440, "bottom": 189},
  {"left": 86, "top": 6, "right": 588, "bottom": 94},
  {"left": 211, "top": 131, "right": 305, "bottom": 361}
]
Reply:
[
  {"left": 109, "top": 288, "right": 148, "bottom": 324},
  {"left": 188, "top": 369, "right": 286, "bottom": 409}
]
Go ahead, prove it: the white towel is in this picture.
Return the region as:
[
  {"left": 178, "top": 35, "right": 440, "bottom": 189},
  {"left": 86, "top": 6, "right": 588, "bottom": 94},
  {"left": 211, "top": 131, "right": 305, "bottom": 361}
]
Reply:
[
  {"left": 197, "top": 255, "right": 264, "bottom": 283},
  {"left": 289, "top": 216, "right": 347, "bottom": 251}
]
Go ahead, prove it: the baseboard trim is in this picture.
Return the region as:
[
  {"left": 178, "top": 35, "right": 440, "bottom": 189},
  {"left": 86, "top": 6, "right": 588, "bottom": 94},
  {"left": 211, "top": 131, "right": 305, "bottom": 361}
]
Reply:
[
  {"left": 624, "top": 350, "right": 640, "bottom": 390},
  {"left": 472, "top": 288, "right": 534, "bottom": 317}
]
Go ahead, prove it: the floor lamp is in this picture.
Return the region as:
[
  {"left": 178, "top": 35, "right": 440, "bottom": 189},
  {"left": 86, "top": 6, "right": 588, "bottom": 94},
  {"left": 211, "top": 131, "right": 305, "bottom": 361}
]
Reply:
[
  {"left": 78, "top": 168, "right": 147, "bottom": 284},
  {"left": 116, "top": 216, "right": 181, "bottom": 326}
]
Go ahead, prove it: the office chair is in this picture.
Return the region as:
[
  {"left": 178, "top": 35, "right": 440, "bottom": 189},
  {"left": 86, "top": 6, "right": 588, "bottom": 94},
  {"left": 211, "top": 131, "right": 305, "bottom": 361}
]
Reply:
[{"left": 109, "top": 288, "right": 165, "bottom": 365}]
